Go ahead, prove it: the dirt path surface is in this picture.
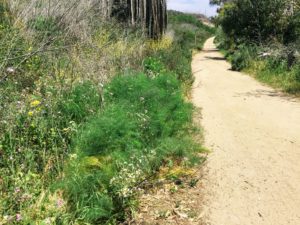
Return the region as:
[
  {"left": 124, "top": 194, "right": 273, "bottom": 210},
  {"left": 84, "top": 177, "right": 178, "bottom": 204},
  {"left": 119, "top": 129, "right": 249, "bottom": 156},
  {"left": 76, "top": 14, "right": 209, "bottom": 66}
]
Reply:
[{"left": 192, "top": 37, "right": 300, "bottom": 225}]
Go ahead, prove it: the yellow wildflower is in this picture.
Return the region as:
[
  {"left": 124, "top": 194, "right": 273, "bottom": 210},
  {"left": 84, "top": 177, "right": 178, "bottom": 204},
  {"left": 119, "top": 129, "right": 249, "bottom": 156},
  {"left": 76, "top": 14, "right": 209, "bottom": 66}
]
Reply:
[
  {"left": 28, "top": 111, "right": 34, "bottom": 116},
  {"left": 62, "top": 128, "right": 69, "bottom": 133},
  {"left": 30, "top": 100, "right": 41, "bottom": 107},
  {"left": 84, "top": 157, "right": 102, "bottom": 168},
  {"left": 59, "top": 70, "right": 65, "bottom": 78}
]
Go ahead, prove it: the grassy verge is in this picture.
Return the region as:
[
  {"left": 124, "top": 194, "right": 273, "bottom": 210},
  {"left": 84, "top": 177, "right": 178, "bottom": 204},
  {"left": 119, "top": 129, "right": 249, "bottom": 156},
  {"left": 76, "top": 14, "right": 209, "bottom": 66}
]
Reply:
[
  {"left": 0, "top": 4, "right": 213, "bottom": 224},
  {"left": 215, "top": 29, "right": 300, "bottom": 94},
  {"left": 244, "top": 61, "right": 300, "bottom": 94}
]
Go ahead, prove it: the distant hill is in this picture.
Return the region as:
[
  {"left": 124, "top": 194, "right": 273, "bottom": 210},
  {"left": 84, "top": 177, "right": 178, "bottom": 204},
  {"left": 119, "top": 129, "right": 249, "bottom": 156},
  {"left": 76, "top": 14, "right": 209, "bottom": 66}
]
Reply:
[
  {"left": 167, "top": 10, "right": 214, "bottom": 27},
  {"left": 190, "top": 13, "right": 214, "bottom": 27}
]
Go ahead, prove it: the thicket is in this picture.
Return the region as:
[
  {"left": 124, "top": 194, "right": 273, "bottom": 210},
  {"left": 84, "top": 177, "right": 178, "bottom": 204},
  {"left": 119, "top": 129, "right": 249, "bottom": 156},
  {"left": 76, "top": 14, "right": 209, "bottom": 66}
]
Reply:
[
  {"left": 212, "top": 0, "right": 300, "bottom": 94},
  {"left": 0, "top": 2, "right": 213, "bottom": 224}
]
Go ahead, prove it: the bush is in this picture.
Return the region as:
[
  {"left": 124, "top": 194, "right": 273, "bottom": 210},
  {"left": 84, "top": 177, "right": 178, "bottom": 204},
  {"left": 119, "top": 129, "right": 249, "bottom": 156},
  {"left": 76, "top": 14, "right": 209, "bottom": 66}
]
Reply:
[
  {"left": 284, "top": 14, "right": 300, "bottom": 44},
  {"left": 76, "top": 104, "right": 142, "bottom": 157},
  {"left": 168, "top": 11, "right": 215, "bottom": 34},
  {"left": 214, "top": 1, "right": 300, "bottom": 94},
  {"left": 230, "top": 44, "right": 257, "bottom": 71},
  {"left": 0, "top": 1, "right": 11, "bottom": 27},
  {"left": 28, "top": 16, "right": 64, "bottom": 43},
  {"left": 294, "top": 65, "right": 300, "bottom": 82},
  {"left": 62, "top": 73, "right": 201, "bottom": 223},
  {"left": 143, "top": 57, "right": 166, "bottom": 76},
  {"left": 59, "top": 81, "right": 101, "bottom": 124}
]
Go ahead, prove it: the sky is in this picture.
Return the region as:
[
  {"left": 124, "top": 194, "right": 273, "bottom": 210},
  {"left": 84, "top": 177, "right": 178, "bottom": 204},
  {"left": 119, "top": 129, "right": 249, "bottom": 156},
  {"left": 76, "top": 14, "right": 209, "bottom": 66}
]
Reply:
[{"left": 167, "top": 0, "right": 218, "bottom": 17}]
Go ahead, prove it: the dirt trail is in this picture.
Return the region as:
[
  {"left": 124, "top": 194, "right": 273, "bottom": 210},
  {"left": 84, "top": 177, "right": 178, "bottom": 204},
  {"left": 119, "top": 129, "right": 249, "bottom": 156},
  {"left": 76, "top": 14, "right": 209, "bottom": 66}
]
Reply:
[{"left": 192, "top": 37, "right": 300, "bottom": 225}]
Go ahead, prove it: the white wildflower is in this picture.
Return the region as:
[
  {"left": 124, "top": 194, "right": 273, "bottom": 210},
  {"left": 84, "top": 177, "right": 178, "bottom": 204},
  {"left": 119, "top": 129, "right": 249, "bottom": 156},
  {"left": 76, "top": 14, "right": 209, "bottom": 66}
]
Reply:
[{"left": 6, "top": 67, "right": 15, "bottom": 74}]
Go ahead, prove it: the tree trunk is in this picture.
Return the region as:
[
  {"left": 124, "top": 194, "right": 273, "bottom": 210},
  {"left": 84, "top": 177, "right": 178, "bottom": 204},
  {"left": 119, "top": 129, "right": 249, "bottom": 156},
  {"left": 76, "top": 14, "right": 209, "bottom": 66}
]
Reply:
[{"left": 102, "top": 0, "right": 167, "bottom": 38}]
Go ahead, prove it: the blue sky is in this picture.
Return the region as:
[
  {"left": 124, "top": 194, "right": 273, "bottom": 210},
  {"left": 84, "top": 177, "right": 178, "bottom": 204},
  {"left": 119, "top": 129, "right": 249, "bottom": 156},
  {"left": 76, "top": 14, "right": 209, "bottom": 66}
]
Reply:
[{"left": 167, "top": 0, "right": 218, "bottom": 17}]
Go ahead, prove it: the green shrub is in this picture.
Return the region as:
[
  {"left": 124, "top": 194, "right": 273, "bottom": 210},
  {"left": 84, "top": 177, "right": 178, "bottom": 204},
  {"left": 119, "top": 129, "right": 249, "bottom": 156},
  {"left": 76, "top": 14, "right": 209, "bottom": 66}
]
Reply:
[
  {"left": 0, "top": 1, "right": 11, "bottom": 27},
  {"left": 105, "top": 74, "right": 193, "bottom": 139},
  {"left": 283, "top": 13, "right": 300, "bottom": 44},
  {"left": 162, "top": 11, "right": 214, "bottom": 85},
  {"left": 143, "top": 57, "right": 166, "bottom": 76},
  {"left": 155, "top": 47, "right": 190, "bottom": 84},
  {"left": 59, "top": 81, "right": 101, "bottom": 124},
  {"left": 230, "top": 44, "right": 257, "bottom": 71},
  {"left": 29, "top": 16, "right": 59, "bottom": 33},
  {"left": 62, "top": 159, "right": 115, "bottom": 222},
  {"left": 214, "top": 1, "right": 300, "bottom": 94},
  {"left": 265, "top": 57, "right": 288, "bottom": 72},
  {"left": 168, "top": 11, "right": 215, "bottom": 34},
  {"left": 62, "top": 73, "right": 201, "bottom": 223},
  {"left": 294, "top": 64, "right": 300, "bottom": 82},
  {"left": 28, "top": 16, "right": 65, "bottom": 44},
  {"left": 76, "top": 104, "right": 142, "bottom": 156}
]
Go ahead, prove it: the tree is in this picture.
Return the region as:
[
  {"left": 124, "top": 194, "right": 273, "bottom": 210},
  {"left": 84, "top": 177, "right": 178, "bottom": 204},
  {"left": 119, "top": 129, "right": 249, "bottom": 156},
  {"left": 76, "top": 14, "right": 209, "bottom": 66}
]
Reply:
[
  {"left": 215, "top": 0, "right": 289, "bottom": 44},
  {"left": 111, "top": 0, "right": 167, "bottom": 38},
  {"left": 210, "top": 0, "right": 233, "bottom": 5}
]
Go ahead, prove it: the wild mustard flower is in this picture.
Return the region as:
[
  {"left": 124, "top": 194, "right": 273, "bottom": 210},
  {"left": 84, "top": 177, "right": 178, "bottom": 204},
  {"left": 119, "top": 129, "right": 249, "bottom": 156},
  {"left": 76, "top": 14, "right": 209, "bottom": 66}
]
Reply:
[
  {"left": 69, "top": 154, "right": 77, "bottom": 160},
  {"left": 63, "top": 128, "right": 69, "bottom": 132},
  {"left": 30, "top": 100, "right": 41, "bottom": 107},
  {"left": 147, "top": 36, "right": 173, "bottom": 51}
]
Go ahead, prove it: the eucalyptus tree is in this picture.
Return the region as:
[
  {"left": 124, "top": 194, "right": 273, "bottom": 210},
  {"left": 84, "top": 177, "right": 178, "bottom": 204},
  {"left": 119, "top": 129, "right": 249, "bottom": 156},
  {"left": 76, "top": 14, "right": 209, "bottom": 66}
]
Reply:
[{"left": 111, "top": 0, "right": 167, "bottom": 38}]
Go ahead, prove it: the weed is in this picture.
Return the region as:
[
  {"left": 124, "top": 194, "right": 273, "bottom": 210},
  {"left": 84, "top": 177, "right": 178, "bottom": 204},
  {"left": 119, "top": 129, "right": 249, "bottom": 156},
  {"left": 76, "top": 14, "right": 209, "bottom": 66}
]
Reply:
[
  {"left": 57, "top": 74, "right": 203, "bottom": 223},
  {"left": 230, "top": 44, "right": 257, "bottom": 71},
  {"left": 189, "top": 178, "right": 199, "bottom": 188},
  {"left": 58, "top": 81, "right": 101, "bottom": 124}
]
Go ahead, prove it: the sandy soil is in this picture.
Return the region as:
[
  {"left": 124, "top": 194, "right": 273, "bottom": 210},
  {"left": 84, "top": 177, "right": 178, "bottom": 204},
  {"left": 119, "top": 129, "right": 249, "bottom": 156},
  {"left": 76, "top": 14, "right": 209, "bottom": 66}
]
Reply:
[{"left": 192, "top": 38, "right": 300, "bottom": 225}]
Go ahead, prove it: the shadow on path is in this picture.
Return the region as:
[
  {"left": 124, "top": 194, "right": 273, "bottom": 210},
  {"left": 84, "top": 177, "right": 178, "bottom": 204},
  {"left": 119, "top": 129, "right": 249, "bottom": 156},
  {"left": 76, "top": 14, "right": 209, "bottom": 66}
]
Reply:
[
  {"left": 204, "top": 56, "right": 226, "bottom": 61},
  {"left": 234, "top": 89, "right": 299, "bottom": 102}
]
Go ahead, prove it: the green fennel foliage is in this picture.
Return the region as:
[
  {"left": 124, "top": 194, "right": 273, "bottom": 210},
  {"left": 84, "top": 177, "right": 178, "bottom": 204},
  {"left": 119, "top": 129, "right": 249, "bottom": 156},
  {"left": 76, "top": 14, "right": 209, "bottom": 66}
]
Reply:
[{"left": 61, "top": 73, "right": 202, "bottom": 223}]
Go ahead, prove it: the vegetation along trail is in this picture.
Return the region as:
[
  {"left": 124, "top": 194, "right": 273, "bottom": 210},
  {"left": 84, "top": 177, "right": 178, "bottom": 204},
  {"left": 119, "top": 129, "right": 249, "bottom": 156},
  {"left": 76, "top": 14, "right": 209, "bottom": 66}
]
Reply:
[{"left": 192, "top": 37, "right": 300, "bottom": 225}]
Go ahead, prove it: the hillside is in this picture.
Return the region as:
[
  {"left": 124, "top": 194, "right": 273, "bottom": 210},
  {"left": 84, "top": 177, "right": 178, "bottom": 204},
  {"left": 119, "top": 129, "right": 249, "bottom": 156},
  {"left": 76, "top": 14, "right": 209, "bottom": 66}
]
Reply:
[{"left": 0, "top": 2, "right": 213, "bottom": 224}]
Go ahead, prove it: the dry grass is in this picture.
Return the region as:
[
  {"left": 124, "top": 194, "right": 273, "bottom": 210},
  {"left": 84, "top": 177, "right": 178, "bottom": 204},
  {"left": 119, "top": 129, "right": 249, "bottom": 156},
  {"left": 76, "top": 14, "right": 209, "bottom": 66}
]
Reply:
[{"left": 8, "top": 0, "right": 109, "bottom": 39}]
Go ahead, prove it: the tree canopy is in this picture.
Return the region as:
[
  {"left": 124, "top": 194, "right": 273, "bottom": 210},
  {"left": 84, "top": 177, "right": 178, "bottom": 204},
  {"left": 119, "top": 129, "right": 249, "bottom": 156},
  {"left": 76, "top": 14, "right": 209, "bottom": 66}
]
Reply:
[{"left": 213, "top": 0, "right": 300, "bottom": 44}]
